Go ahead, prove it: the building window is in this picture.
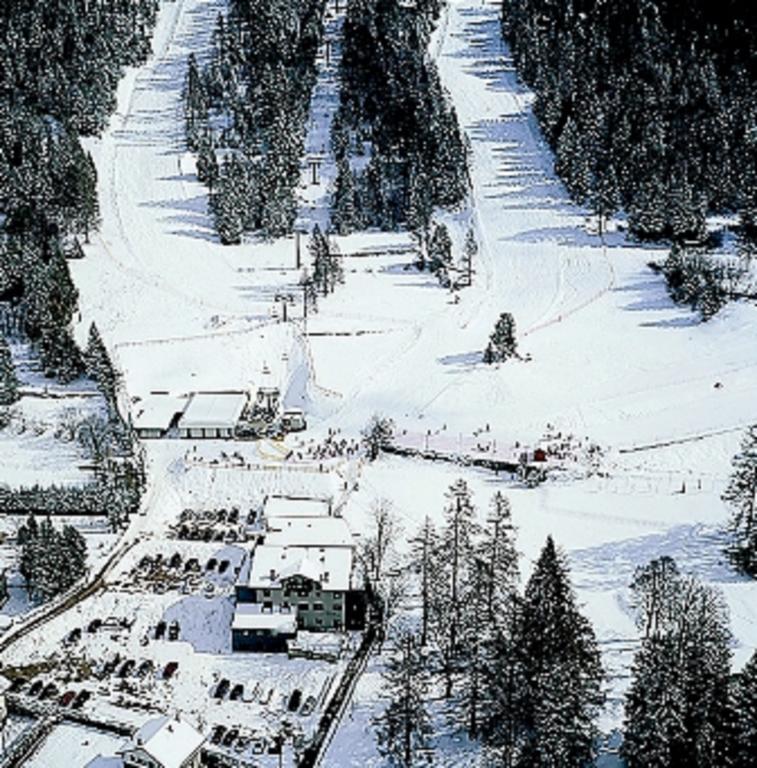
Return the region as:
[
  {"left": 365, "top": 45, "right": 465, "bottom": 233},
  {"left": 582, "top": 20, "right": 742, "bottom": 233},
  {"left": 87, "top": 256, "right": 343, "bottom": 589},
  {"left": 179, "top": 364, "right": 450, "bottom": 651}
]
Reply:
[
  {"left": 299, "top": 603, "right": 309, "bottom": 612},
  {"left": 313, "top": 603, "right": 324, "bottom": 612},
  {"left": 263, "top": 601, "right": 272, "bottom": 611},
  {"left": 263, "top": 589, "right": 271, "bottom": 597},
  {"left": 315, "top": 617, "right": 323, "bottom": 626},
  {"left": 333, "top": 604, "right": 342, "bottom": 612}
]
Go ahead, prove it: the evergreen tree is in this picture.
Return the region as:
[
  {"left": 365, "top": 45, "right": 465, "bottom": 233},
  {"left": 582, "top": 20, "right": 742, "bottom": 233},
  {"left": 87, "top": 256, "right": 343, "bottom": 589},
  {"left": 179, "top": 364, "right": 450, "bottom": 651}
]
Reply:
[
  {"left": 409, "top": 515, "right": 440, "bottom": 647},
  {"left": 624, "top": 561, "right": 732, "bottom": 768},
  {"left": 427, "top": 223, "right": 452, "bottom": 278},
  {"left": 361, "top": 414, "right": 395, "bottom": 460},
  {"left": 517, "top": 537, "right": 604, "bottom": 767},
  {"left": 722, "top": 425, "right": 757, "bottom": 575},
  {"left": 484, "top": 312, "right": 518, "bottom": 364},
  {"left": 479, "top": 491, "right": 519, "bottom": 622},
  {"left": 375, "top": 630, "right": 432, "bottom": 768},
  {"left": 332, "top": 156, "right": 360, "bottom": 235},
  {"left": 212, "top": 157, "right": 246, "bottom": 245},
  {"left": 430, "top": 479, "right": 479, "bottom": 698},
  {"left": 0, "top": 335, "right": 19, "bottom": 405},
  {"left": 460, "top": 227, "right": 477, "bottom": 287},
  {"left": 732, "top": 651, "right": 757, "bottom": 768}
]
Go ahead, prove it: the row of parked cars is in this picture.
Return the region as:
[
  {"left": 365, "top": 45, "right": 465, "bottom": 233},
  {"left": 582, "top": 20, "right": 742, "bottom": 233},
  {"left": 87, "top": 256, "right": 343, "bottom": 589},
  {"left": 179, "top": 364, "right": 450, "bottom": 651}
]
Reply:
[
  {"left": 211, "top": 679, "right": 317, "bottom": 716},
  {"left": 95, "top": 653, "right": 179, "bottom": 682},
  {"left": 10, "top": 677, "right": 91, "bottom": 710}
]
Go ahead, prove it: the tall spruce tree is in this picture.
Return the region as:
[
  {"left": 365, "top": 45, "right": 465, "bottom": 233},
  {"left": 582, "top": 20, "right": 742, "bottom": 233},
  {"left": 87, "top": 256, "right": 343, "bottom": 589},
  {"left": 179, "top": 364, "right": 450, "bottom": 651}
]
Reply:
[
  {"left": 484, "top": 312, "right": 518, "bottom": 364},
  {"left": 624, "top": 560, "right": 732, "bottom": 768},
  {"left": 732, "top": 651, "right": 757, "bottom": 768},
  {"left": 517, "top": 536, "right": 604, "bottom": 767},
  {"left": 0, "top": 335, "right": 19, "bottom": 405},
  {"left": 375, "top": 630, "right": 432, "bottom": 768},
  {"left": 723, "top": 425, "right": 757, "bottom": 575}
]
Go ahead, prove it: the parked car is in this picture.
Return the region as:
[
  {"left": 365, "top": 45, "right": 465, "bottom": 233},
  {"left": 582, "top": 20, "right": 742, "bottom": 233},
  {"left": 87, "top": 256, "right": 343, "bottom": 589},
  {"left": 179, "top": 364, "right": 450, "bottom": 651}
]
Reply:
[
  {"left": 210, "top": 725, "right": 227, "bottom": 745},
  {"left": 214, "top": 678, "right": 230, "bottom": 699},
  {"left": 9, "top": 678, "right": 26, "bottom": 693},
  {"left": 40, "top": 682, "right": 58, "bottom": 700},
  {"left": 154, "top": 621, "right": 167, "bottom": 640},
  {"left": 59, "top": 690, "right": 76, "bottom": 707},
  {"left": 230, "top": 683, "right": 244, "bottom": 701},
  {"left": 87, "top": 618, "right": 103, "bottom": 633},
  {"left": 222, "top": 728, "right": 239, "bottom": 748},
  {"left": 251, "top": 737, "right": 266, "bottom": 755},
  {"left": 65, "top": 627, "right": 82, "bottom": 645},
  {"left": 287, "top": 689, "right": 302, "bottom": 712},
  {"left": 163, "top": 662, "right": 179, "bottom": 680},
  {"left": 136, "top": 660, "right": 154, "bottom": 678},
  {"left": 184, "top": 558, "right": 200, "bottom": 573},
  {"left": 218, "top": 559, "right": 230, "bottom": 575},
  {"left": 28, "top": 680, "right": 43, "bottom": 697},
  {"left": 206, "top": 558, "right": 218, "bottom": 571},
  {"left": 72, "top": 690, "right": 91, "bottom": 709},
  {"left": 169, "top": 553, "right": 182, "bottom": 569},
  {"left": 168, "top": 621, "right": 180, "bottom": 641},
  {"left": 118, "top": 660, "right": 136, "bottom": 678},
  {"left": 300, "top": 695, "right": 317, "bottom": 716}
]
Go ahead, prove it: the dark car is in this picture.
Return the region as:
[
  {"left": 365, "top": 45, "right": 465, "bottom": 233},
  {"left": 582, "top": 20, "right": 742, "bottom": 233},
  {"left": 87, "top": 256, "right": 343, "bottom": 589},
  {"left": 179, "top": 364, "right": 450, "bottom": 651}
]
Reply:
[
  {"left": 28, "top": 679, "right": 43, "bottom": 697},
  {"left": 40, "top": 682, "right": 58, "bottom": 700},
  {"left": 71, "top": 690, "right": 91, "bottom": 709},
  {"left": 9, "top": 678, "right": 26, "bottom": 693},
  {"left": 229, "top": 683, "right": 244, "bottom": 701},
  {"left": 59, "top": 690, "right": 76, "bottom": 707},
  {"left": 206, "top": 558, "right": 218, "bottom": 571},
  {"left": 65, "top": 627, "right": 82, "bottom": 645},
  {"left": 87, "top": 618, "right": 103, "bottom": 633},
  {"left": 169, "top": 553, "right": 182, "bottom": 569},
  {"left": 136, "top": 660, "right": 154, "bottom": 678},
  {"left": 102, "top": 654, "right": 121, "bottom": 676},
  {"left": 287, "top": 689, "right": 302, "bottom": 712},
  {"left": 118, "top": 660, "right": 136, "bottom": 678},
  {"left": 218, "top": 559, "right": 230, "bottom": 575},
  {"left": 168, "top": 621, "right": 180, "bottom": 641},
  {"left": 214, "top": 678, "right": 230, "bottom": 699},
  {"left": 210, "top": 725, "right": 227, "bottom": 745},
  {"left": 163, "top": 661, "right": 179, "bottom": 680},
  {"left": 184, "top": 558, "right": 200, "bottom": 573},
  {"left": 154, "top": 620, "right": 166, "bottom": 640},
  {"left": 222, "top": 728, "right": 239, "bottom": 748}
]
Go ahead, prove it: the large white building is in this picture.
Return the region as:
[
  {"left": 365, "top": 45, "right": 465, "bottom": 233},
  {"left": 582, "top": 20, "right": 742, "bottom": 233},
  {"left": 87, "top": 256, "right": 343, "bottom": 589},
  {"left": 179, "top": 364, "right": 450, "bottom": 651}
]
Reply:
[{"left": 178, "top": 391, "right": 248, "bottom": 439}]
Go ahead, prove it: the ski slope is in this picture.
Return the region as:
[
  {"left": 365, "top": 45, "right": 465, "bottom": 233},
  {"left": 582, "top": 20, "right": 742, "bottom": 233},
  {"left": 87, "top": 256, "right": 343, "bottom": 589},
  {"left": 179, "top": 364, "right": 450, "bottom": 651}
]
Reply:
[{"left": 13, "top": 0, "right": 755, "bottom": 762}]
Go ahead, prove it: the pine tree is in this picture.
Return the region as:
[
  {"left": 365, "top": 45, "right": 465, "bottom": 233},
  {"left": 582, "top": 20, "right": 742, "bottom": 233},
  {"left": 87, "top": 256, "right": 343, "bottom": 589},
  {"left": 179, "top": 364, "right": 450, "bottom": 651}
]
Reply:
[
  {"left": 460, "top": 227, "right": 477, "bottom": 287},
  {"left": 0, "top": 335, "right": 19, "bottom": 405},
  {"left": 624, "top": 562, "right": 732, "bottom": 768},
  {"left": 409, "top": 516, "right": 440, "bottom": 647},
  {"left": 485, "top": 312, "right": 518, "bottom": 364},
  {"left": 732, "top": 651, "right": 757, "bottom": 768},
  {"left": 430, "top": 479, "right": 479, "bottom": 698},
  {"left": 375, "top": 631, "right": 432, "bottom": 768},
  {"left": 361, "top": 414, "right": 395, "bottom": 461},
  {"left": 212, "top": 157, "right": 245, "bottom": 245},
  {"left": 723, "top": 425, "right": 757, "bottom": 575},
  {"left": 427, "top": 223, "right": 452, "bottom": 278},
  {"left": 332, "top": 156, "right": 359, "bottom": 235},
  {"left": 517, "top": 537, "right": 604, "bottom": 767},
  {"left": 479, "top": 491, "right": 519, "bottom": 623}
]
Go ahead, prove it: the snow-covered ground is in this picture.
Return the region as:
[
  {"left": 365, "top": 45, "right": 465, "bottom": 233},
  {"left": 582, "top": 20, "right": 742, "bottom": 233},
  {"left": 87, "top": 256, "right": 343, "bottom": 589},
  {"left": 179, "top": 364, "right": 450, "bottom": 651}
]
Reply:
[{"left": 4, "top": 0, "right": 757, "bottom": 764}]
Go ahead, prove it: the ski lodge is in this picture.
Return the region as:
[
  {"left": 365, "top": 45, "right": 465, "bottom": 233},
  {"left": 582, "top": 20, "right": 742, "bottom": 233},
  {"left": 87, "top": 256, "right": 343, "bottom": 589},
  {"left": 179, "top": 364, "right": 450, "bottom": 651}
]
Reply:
[
  {"left": 232, "top": 495, "right": 366, "bottom": 652},
  {"left": 177, "top": 390, "right": 248, "bottom": 439}
]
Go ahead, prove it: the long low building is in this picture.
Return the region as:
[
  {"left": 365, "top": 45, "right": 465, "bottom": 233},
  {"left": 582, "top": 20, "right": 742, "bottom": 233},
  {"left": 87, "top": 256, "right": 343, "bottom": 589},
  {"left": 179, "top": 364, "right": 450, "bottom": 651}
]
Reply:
[
  {"left": 178, "top": 391, "right": 248, "bottom": 439},
  {"left": 132, "top": 394, "right": 188, "bottom": 439},
  {"left": 231, "top": 603, "right": 298, "bottom": 652}
]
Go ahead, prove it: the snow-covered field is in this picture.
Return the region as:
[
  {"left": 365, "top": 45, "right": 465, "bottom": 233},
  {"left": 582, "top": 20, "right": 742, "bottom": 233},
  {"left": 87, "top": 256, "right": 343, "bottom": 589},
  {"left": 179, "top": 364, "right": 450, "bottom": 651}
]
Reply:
[{"left": 4, "top": 0, "right": 757, "bottom": 765}]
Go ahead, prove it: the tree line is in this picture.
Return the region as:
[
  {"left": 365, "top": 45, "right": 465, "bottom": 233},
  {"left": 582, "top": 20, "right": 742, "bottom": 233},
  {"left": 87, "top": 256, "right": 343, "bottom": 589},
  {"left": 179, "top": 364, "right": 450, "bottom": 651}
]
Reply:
[
  {"left": 17, "top": 514, "right": 87, "bottom": 603},
  {"left": 368, "top": 482, "right": 604, "bottom": 767},
  {"left": 184, "top": 0, "right": 326, "bottom": 243},
  {"left": 331, "top": 0, "right": 469, "bottom": 234},
  {"left": 500, "top": 0, "right": 757, "bottom": 246},
  {"left": 0, "top": 0, "right": 158, "bottom": 379}
]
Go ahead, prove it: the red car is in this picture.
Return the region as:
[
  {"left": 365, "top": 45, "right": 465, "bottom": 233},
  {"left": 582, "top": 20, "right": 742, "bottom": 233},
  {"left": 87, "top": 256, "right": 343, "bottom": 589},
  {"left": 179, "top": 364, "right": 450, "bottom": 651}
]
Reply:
[
  {"left": 59, "top": 690, "right": 76, "bottom": 707},
  {"left": 163, "top": 661, "right": 179, "bottom": 680}
]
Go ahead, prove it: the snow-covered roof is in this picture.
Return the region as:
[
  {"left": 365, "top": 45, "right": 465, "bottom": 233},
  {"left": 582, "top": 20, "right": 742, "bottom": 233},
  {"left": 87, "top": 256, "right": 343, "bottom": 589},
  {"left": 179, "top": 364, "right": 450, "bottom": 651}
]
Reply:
[
  {"left": 84, "top": 758, "right": 123, "bottom": 768},
  {"left": 179, "top": 391, "right": 247, "bottom": 429},
  {"left": 265, "top": 516, "right": 355, "bottom": 548},
  {"left": 263, "top": 495, "right": 332, "bottom": 518},
  {"left": 132, "top": 395, "right": 187, "bottom": 431},
  {"left": 248, "top": 545, "right": 353, "bottom": 592},
  {"left": 232, "top": 603, "right": 298, "bottom": 634},
  {"left": 120, "top": 715, "right": 204, "bottom": 768}
]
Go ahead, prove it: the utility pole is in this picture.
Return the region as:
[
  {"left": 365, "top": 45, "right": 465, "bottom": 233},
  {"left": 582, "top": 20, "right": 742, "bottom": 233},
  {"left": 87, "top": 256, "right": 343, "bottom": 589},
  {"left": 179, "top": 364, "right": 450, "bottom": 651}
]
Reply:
[{"left": 274, "top": 293, "right": 295, "bottom": 322}]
